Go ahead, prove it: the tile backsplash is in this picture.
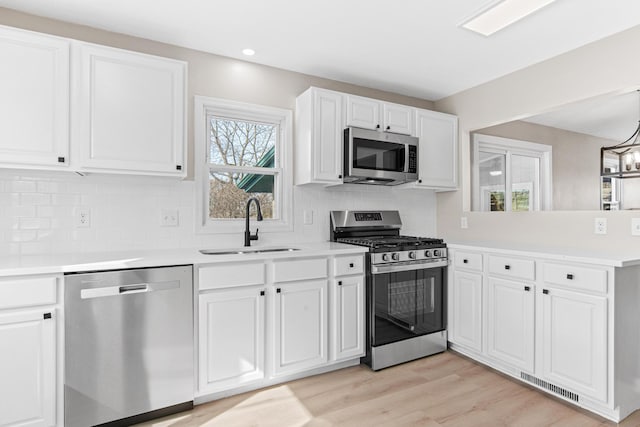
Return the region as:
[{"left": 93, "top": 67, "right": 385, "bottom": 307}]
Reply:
[{"left": 0, "top": 169, "right": 437, "bottom": 256}]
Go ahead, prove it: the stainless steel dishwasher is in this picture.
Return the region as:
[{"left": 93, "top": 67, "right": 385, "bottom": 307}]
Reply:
[{"left": 64, "top": 265, "right": 194, "bottom": 427}]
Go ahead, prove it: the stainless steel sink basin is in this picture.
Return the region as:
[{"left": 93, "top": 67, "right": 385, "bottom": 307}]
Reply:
[{"left": 199, "top": 247, "right": 300, "bottom": 255}]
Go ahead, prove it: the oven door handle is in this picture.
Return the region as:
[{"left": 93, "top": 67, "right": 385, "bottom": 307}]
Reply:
[{"left": 371, "top": 259, "right": 448, "bottom": 274}]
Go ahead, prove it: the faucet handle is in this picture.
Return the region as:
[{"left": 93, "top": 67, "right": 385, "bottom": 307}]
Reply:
[{"left": 251, "top": 228, "right": 259, "bottom": 241}]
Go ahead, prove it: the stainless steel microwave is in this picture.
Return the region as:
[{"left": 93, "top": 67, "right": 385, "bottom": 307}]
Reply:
[{"left": 343, "top": 127, "right": 418, "bottom": 185}]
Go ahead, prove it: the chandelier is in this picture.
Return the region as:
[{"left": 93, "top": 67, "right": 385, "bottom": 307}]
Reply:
[{"left": 601, "top": 90, "right": 640, "bottom": 178}]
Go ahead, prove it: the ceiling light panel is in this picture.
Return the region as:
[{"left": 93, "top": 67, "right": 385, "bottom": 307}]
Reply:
[{"left": 462, "top": 0, "right": 557, "bottom": 36}]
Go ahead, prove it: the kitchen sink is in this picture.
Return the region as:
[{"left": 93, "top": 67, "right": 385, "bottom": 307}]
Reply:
[{"left": 199, "top": 247, "right": 300, "bottom": 255}]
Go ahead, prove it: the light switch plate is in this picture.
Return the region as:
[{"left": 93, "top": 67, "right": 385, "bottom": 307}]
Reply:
[
  {"left": 461, "top": 217, "right": 468, "bottom": 229},
  {"left": 594, "top": 217, "right": 607, "bottom": 235},
  {"left": 632, "top": 218, "right": 640, "bottom": 236}
]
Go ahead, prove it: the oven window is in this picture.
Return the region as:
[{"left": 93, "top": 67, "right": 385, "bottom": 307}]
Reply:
[
  {"left": 372, "top": 268, "right": 444, "bottom": 347},
  {"left": 353, "top": 138, "right": 405, "bottom": 172}
]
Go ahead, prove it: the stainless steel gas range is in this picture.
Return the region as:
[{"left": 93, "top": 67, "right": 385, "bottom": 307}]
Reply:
[{"left": 330, "top": 210, "right": 447, "bottom": 370}]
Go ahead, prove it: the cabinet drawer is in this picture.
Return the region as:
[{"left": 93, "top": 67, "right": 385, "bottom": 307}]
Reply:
[
  {"left": 543, "top": 263, "right": 607, "bottom": 293},
  {"left": 199, "top": 262, "right": 265, "bottom": 290},
  {"left": 0, "top": 276, "right": 57, "bottom": 310},
  {"left": 273, "top": 258, "right": 327, "bottom": 283},
  {"left": 488, "top": 255, "right": 535, "bottom": 281},
  {"left": 334, "top": 255, "right": 364, "bottom": 276},
  {"left": 454, "top": 251, "right": 483, "bottom": 271}
]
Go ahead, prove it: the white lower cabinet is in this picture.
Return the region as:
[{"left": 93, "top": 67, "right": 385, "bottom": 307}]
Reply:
[
  {"left": 331, "top": 275, "right": 365, "bottom": 361},
  {"left": 486, "top": 277, "right": 534, "bottom": 372},
  {"left": 198, "top": 287, "right": 266, "bottom": 393},
  {"left": 196, "top": 253, "right": 365, "bottom": 399},
  {"left": 451, "top": 270, "right": 483, "bottom": 352},
  {"left": 541, "top": 286, "right": 607, "bottom": 402},
  {"left": 0, "top": 309, "right": 56, "bottom": 427},
  {"left": 273, "top": 279, "right": 328, "bottom": 376},
  {"left": 448, "top": 245, "right": 631, "bottom": 421}
]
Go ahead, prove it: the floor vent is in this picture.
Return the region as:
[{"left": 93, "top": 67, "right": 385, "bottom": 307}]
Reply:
[{"left": 520, "top": 372, "right": 579, "bottom": 402}]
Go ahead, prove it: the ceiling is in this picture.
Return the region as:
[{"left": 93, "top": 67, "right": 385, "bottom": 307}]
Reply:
[
  {"left": 524, "top": 90, "right": 640, "bottom": 142},
  {"left": 1, "top": 0, "right": 640, "bottom": 101}
]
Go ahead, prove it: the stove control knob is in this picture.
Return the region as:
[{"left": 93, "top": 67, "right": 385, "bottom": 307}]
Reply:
[
  {"left": 433, "top": 249, "right": 441, "bottom": 257},
  {"left": 408, "top": 251, "right": 416, "bottom": 259},
  {"left": 382, "top": 253, "right": 390, "bottom": 262},
  {"left": 424, "top": 250, "right": 432, "bottom": 258},
  {"left": 391, "top": 253, "right": 400, "bottom": 261}
]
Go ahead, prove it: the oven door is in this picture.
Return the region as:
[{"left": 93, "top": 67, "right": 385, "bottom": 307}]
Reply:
[{"left": 370, "top": 263, "right": 445, "bottom": 347}]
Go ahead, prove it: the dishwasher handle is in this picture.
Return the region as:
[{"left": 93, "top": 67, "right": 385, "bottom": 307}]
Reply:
[
  {"left": 119, "top": 283, "right": 148, "bottom": 294},
  {"left": 79, "top": 280, "right": 179, "bottom": 300}
]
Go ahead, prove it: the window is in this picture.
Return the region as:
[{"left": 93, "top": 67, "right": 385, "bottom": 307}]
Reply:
[
  {"left": 195, "top": 96, "right": 292, "bottom": 233},
  {"left": 472, "top": 134, "right": 552, "bottom": 212}
]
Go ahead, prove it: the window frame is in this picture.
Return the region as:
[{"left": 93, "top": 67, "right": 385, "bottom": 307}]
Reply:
[
  {"left": 472, "top": 134, "right": 553, "bottom": 212},
  {"left": 194, "top": 96, "right": 293, "bottom": 234}
]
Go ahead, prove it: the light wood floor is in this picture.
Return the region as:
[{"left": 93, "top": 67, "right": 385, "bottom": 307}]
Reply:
[{"left": 136, "top": 351, "right": 640, "bottom": 427}]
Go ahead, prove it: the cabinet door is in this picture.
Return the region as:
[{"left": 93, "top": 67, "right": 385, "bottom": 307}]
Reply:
[
  {"left": 312, "top": 89, "right": 344, "bottom": 183},
  {"left": 415, "top": 109, "right": 458, "bottom": 189},
  {"left": 273, "top": 280, "right": 328, "bottom": 375},
  {"left": 0, "top": 309, "right": 56, "bottom": 427},
  {"left": 486, "top": 278, "right": 534, "bottom": 372},
  {"left": 198, "top": 287, "right": 265, "bottom": 393},
  {"left": 451, "top": 271, "right": 483, "bottom": 352},
  {"left": 383, "top": 103, "right": 413, "bottom": 135},
  {"left": 0, "top": 26, "right": 69, "bottom": 168},
  {"left": 346, "top": 95, "right": 380, "bottom": 130},
  {"left": 541, "top": 287, "right": 607, "bottom": 402},
  {"left": 74, "top": 43, "right": 186, "bottom": 176},
  {"left": 331, "top": 276, "right": 365, "bottom": 361}
]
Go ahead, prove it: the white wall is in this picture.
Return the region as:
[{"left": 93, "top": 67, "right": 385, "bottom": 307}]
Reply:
[
  {"left": 435, "top": 24, "right": 640, "bottom": 252},
  {"left": 0, "top": 8, "right": 438, "bottom": 257}
]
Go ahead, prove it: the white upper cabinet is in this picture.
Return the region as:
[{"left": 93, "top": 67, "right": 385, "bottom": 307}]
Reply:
[
  {"left": 415, "top": 109, "right": 458, "bottom": 190},
  {"left": 0, "top": 26, "right": 70, "bottom": 169},
  {"left": 73, "top": 43, "right": 186, "bottom": 177},
  {"left": 295, "top": 87, "right": 344, "bottom": 185},
  {"left": 295, "top": 86, "right": 458, "bottom": 188},
  {"left": 346, "top": 95, "right": 413, "bottom": 135}
]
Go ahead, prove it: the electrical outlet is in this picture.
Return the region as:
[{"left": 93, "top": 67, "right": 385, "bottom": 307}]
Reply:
[
  {"left": 76, "top": 208, "right": 91, "bottom": 228},
  {"left": 461, "top": 217, "right": 468, "bottom": 229},
  {"left": 594, "top": 217, "right": 607, "bottom": 235},
  {"left": 632, "top": 218, "right": 640, "bottom": 236},
  {"left": 160, "top": 209, "right": 179, "bottom": 227}
]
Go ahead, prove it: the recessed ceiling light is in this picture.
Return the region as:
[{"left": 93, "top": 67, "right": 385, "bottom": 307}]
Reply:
[
  {"left": 461, "top": 0, "right": 557, "bottom": 36},
  {"left": 242, "top": 48, "right": 255, "bottom": 56},
  {"left": 489, "top": 170, "right": 503, "bottom": 176}
]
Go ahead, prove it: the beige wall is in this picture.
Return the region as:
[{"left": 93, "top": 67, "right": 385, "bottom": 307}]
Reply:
[
  {"left": 0, "top": 7, "right": 435, "bottom": 179},
  {"left": 476, "top": 121, "right": 616, "bottom": 211},
  {"left": 435, "top": 24, "right": 640, "bottom": 252}
]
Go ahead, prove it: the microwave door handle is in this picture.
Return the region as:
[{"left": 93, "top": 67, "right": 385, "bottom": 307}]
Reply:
[{"left": 404, "top": 145, "right": 409, "bottom": 173}]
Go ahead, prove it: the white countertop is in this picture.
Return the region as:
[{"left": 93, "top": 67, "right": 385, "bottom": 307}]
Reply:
[
  {"left": 0, "top": 242, "right": 368, "bottom": 277},
  {"left": 448, "top": 240, "right": 640, "bottom": 268}
]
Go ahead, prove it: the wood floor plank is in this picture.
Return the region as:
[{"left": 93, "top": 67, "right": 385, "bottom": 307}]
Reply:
[{"left": 135, "top": 351, "right": 637, "bottom": 427}]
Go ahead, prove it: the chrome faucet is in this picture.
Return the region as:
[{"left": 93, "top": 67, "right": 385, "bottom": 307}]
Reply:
[{"left": 244, "top": 197, "right": 263, "bottom": 246}]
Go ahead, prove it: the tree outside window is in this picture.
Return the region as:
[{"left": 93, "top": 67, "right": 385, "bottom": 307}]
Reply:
[{"left": 207, "top": 116, "right": 279, "bottom": 220}]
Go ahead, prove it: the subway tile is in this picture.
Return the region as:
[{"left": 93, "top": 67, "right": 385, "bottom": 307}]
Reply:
[
  {"left": 10, "top": 230, "right": 38, "bottom": 243},
  {"left": 19, "top": 217, "right": 51, "bottom": 230},
  {"left": 20, "top": 192, "right": 52, "bottom": 206},
  {"left": 6, "top": 180, "right": 37, "bottom": 193}
]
